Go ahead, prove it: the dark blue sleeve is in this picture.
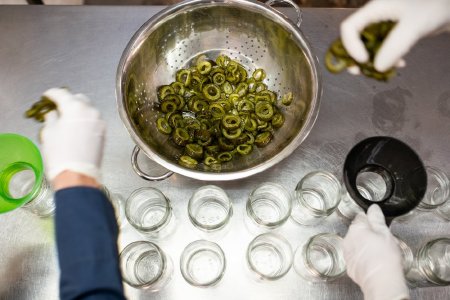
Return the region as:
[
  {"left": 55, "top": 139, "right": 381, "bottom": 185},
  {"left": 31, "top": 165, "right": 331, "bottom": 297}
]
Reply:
[{"left": 55, "top": 187, "right": 125, "bottom": 300}]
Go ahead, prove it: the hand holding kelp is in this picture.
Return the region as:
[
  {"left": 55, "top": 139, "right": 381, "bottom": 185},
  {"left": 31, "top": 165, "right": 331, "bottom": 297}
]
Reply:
[{"left": 325, "top": 21, "right": 397, "bottom": 81}]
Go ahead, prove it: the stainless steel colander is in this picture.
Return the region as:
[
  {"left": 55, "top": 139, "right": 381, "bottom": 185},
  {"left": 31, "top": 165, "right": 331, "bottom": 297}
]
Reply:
[{"left": 116, "top": 0, "right": 321, "bottom": 181}]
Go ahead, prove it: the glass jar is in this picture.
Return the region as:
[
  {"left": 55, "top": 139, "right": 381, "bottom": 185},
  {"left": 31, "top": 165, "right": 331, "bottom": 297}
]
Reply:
[
  {"left": 291, "top": 171, "right": 341, "bottom": 226},
  {"left": 293, "top": 233, "right": 346, "bottom": 282},
  {"left": 125, "top": 187, "right": 175, "bottom": 239},
  {"left": 188, "top": 185, "right": 233, "bottom": 232},
  {"left": 119, "top": 241, "right": 172, "bottom": 290},
  {"left": 245, "top": 182, "right": 292, "bottom": 233},
  {"left": 406, "top": 238, "right": 450, "bottom": 287}
]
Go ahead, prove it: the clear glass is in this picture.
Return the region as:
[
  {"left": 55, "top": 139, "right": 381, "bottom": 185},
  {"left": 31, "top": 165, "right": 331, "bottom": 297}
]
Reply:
[
  {"left": 119, "top": 241, "right": 172, "bottom": 290},
  {"left": 188, "top": 185, "right": 233, "bottom": 232},
  {"left": 180, "top": 240, "right": 226, "bottom": 287},
  {"left": 436, "top": 197, "right": 450, "bottom": 221},
  {"left": 420, "top": 167, "right": 450, "bottom": 210},
  {"left": 22, "top": 177, "right": 55, "bottom": 218},
  {"left": 433, "top": 168, "right": 450, "bottom": 221},
  {"left": 396, "top": 166, "right": 449, "bottom": 222},
  {"left": 355, "top": 170, "right": 388, "bottom": 202},
  {"left": 395, "top": 236, "right": 414, "bottom": 275},
  {"left": 246, "top": 233, "right": 293, "bottom": 281},
  {"left": 245, "top": 182, "right": 292, "bottom": 231},
  {"left": 101, "top": 186, "right": 125, "bottom": 226},
  {"left": 291, "top": 171, "right": 341, "bottom": 226},
  {"left": 338, "top": 176, "right": 397, "bottom": 221},
  {"left": 8, "top": 168, "right": 36, "bottom": 199},
  {"left": 406, "top": 238, "right": 450, "bottom": 287},
  {"left": 125, "top": 187, "right": 175, "bottom": 239},
  {"left": 337, "top": 188, "right": 364, "bottom": 221},
  {"left": 293, "top": 233, "right": 346, "bottom": 282}
]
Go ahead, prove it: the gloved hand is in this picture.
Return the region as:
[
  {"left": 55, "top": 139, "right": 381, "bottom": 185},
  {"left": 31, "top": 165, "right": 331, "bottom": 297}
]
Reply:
[
  {"left": 344, "top": 204, "right": 409, "bottom": 300},
  {"left": 341, "top": 0, "right": 450, "bottom": 72},
  {"left": 40, "top": 88, "right": 106, "bottom": 182}
]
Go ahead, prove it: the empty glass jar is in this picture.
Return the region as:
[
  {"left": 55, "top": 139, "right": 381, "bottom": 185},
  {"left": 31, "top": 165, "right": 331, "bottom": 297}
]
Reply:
[
  {"left": 337, "top": 188, "right": 364, "bottom": 221},
  {"left": 293, "top": 233, "right": 346, "bottom": 282},
  {"left": 245, "top": 182, "right": 292, "bottom": 233},
  {"left": 180, "top": 240, "right": 226, "bottom": 287},
  {"left": 396, "top": 167, "right": 449, "bottom": 222},
  {"left": 119, "top": 241, "right": 173, "bottom": 290},
  {"left": 406, "top": 237, "right": 450, "bottom": 287},
  {"left": 246, "top": 233, "right": 293, "bottom": 281},
  {"left": 188, "top": 185, "right": 233, "bottom": 232},
  {"left": 125, "top": 187, "right": 175, "bottom": 239},
  {"left": 291, "top": 171, "right": 341, "bottom": 226}
]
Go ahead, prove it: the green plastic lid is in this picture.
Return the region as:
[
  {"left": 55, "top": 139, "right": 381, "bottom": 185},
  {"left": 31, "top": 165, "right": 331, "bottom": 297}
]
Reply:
[{"left": 0, "top": 133, "right": 44, "bottom": 214}]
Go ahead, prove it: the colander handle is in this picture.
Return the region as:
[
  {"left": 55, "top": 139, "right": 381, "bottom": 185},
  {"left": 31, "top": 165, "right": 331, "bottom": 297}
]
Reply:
[
  {"left": 131, "top": 146, "right": 174, "bottom": 181},
  {"left": 265, "top": 0, "right": 302, "bottom": 28}
]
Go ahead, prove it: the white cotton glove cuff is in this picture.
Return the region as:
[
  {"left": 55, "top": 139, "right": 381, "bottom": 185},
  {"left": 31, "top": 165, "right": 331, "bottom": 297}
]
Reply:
[
  {"left": 344, "top": 205, "right": 410, "bottom": 300},
  {"left": 40, "top": 88, "right": 106, "bottom": 181},
  {"left": 349, "top": 243, "right": 409, "bottom": 300},
  {"left": 361, "top": 269, "right": 409, "bottom": 300}
]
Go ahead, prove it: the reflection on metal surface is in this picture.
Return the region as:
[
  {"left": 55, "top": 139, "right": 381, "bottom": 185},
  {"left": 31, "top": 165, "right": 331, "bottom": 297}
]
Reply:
[
  {"left": 0, "top": 6, "right": 450, "bottom": 300},
  {"left": 371, "top": 87, "right": 411, "bottom": 134},
  {"left": 438, "top": 91, "right": 450, "bottom": 119}
]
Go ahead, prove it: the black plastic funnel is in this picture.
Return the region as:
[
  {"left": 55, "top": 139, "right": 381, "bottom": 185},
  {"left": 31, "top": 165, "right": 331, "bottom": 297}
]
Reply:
[{"left": 343, "top": 136, "right": 427, "bottom": 225}]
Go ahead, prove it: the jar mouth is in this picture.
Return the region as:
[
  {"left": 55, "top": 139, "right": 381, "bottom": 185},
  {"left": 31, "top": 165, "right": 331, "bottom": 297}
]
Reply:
[
  {"left": 303, "top": 234, "right": 345, "bottom": 280},
  {"left": 296, "top": 190, "right": 340, "bottom": 216},
  {"left": 418, "top": 238, "right": 450, "bottom": 285},
  {"left": 180, "top": 240, "right": 226, "bottom": 287},
  {"left": 188, "top": 185, "right": 233, "bottom": 231},
  {"left": 295, "top": 171, "right": 341, "bottom": 216},
  {"left": 418, "top": 166, "right": 450, "bottom": 210},
  {"left": 0, "top": 162, "right": 42, "bottom": 204},
  {"left": 246, "top": 233, "right": 292, "bottom": 280},
  {"left": 246, "top": 200, "right": 291, "bottom": 228},
  {"left": 125, "top": 188, "right": 172, "bottom": 233},
  {"left": 120, "top": 241, "right": 167, "bottom": 288},
  {"left": 246, "top": 182, "right": 292, "bottom": 228}
]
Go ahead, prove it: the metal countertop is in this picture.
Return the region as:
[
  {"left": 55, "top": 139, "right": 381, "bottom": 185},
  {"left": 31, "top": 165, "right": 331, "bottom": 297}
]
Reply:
[{"left": 0, "top": 5, "right": 449, "bottom": 300}]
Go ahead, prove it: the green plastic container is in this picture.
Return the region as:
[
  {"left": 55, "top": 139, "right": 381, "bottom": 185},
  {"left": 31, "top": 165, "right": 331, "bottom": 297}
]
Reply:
[{"left": 0, "top": 133, "right": 44, "bottom": 214}]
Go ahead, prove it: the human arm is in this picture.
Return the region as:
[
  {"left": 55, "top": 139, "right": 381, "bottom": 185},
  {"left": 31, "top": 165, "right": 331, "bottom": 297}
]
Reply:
[
  {"left": 40, "top": 88, "right": 125, "bottom": 300},
  {"left": 343, "top": 204, "right": 409, "bottom": 300},
  {"left": 340, "top": 0, "right": 450, "bottom": 72},
  {"left": 55, "top": 186, "right": 124, "bottom": 300},
  {"left": 53, "top": 171, "right": 100, "bottom": 190}
]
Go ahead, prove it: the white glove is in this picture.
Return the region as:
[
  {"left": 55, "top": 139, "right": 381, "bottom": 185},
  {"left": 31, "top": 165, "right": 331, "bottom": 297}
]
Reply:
[
  {"left": 40, "top": 88, "right": 106, "bottom": 182},
  {"left": 344, "top": 204, "right": 409, "bottom": 300},
  {"left": 341, "top": 0, "right": 450, "bottom": 72}
]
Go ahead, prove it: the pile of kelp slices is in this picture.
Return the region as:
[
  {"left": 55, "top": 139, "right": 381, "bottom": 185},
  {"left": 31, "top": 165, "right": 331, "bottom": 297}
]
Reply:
[
  {"left": 325, "top": 21, "right": 397, "bottom": 81},
  {"left": 155, "top": 55, "right": 292, "bottom": 171}
]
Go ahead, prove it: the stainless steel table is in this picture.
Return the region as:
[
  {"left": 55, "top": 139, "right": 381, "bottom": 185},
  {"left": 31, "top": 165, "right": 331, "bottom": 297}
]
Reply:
[{"left": 0, "top": 5, "right": 449, "bottom": 300}]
